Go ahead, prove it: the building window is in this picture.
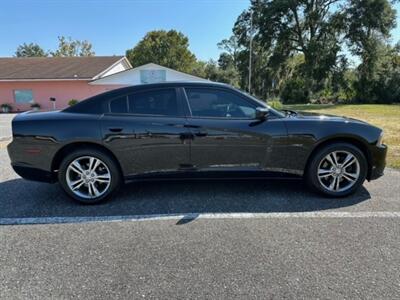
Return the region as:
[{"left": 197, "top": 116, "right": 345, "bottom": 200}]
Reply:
[{"left": 14, "top": 90, "right": 33, "bottom": 104}]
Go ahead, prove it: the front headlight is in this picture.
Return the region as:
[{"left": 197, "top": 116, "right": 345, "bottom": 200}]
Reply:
[{"left": 377, "top": 131, "right": 385, "bottom": 146}]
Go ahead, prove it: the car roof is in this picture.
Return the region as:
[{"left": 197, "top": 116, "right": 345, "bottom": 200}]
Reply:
[
  {"left": 109, "top": 81, "right": 231, "bottom": 93},
  {"left": 92, "top": 81, "right": 233, "bottom": 100},
  {"left": 63, "top": 81, "right": 235, "bottom": 114}
]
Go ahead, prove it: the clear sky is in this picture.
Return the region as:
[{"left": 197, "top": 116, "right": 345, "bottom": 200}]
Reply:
[
  {"left": 0, "top": 0, "right": 399, "bottom": 61},
  {"left": 0, "top": 0, "right": 250, "bottom": 60}
]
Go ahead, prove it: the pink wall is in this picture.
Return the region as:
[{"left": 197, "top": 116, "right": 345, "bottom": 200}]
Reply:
[{"left": 0, "top": 81, "right": 126, "bottom": 111}]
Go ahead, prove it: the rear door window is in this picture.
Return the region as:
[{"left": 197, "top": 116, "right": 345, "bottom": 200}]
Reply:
[
  {"left": 128, "top": 88, "right": 179, "bottom": 116},
  {"left": 109, "top": 95, "right": 128, "bottom": 114}
]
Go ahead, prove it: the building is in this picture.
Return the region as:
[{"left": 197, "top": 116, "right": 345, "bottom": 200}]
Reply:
[
  {"left": 90, "top": 62, "right": 208, "bottom": 86},
  {"left": 0, "top": 56, "right": 131, "bottom": 111},
  {"left": 0, "top": 57, "right": 208, "bottom": 111}
]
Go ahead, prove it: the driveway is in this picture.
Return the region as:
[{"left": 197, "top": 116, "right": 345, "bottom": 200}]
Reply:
[
  {"left": 0, "top": 148, "right": 399, "bottom": 298},
  {"left": 0, "top": 113, "right": 15, "bottom": 141}
]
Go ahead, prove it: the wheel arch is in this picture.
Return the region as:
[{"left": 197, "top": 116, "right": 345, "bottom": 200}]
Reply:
[
  {"left": 304, "top": 136, "right": 373, "bottom": 180},
  {"left": 51, "top": 142, "right": 123, "bottom": 176}
]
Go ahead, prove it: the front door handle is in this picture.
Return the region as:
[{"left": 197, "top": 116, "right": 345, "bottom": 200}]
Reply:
[{"left": 109, "top": 127, "right": 123, "bottom": 133}]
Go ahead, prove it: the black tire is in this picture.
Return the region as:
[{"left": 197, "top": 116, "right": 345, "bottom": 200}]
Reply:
[
  {"left": 58, "top": 147, "right": 121, "bottom": 204},
  {"left": 306, "top": 143, "right": 368, "bottom": 197}
]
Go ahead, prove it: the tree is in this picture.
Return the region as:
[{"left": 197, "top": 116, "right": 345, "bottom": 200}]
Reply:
[
  {"left": 351, "top": 43, "right": 400, "bottom": 103},
  {"left": 203, "top": 60, "right": 240, "bottom": 86},
  {"left": 50, "top": 36, "right": 95, "bottom": 57},
  {"left": 373, "top": 43, "right": 400, "bottom": 103},
  {"left": 125, "top": 30, "right": 197, "bottom": 73},
  {"left": 219, "top": 0, "right": 399, "bottom": 103},
  {"left": 217, "top": 36, "right": 242, "bottom": 69},
  {"left": 345, "top": 0, "right": 396, "bottom": 101},
  {"left": 232, "top": 0, "right": 346, "bottom": 97},
  {"left": 218, "top": 52, "right": 236, "bottom": 70},
  {"left": 15, "top": 43, "right": 47, "bottom": 57}
]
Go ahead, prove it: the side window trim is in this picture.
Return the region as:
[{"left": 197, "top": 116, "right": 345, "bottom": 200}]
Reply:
[
  {"left": 183, "top": 86, "right": 258, "bottom": 120},
  {"left": 181, "top": 87, "right": 193, "bottom": 117}
]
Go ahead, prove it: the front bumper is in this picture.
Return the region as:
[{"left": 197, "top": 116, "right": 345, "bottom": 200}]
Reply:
[{"left": 368, "top": 144, "right": 387, "bottom": 180}]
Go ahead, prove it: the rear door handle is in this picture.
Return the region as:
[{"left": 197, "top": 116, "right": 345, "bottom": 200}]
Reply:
[{"left": 109, "top": 127, "right": 123, "bottom": 133}]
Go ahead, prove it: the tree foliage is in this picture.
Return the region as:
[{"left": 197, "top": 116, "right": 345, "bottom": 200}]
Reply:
[
  {"left": 126, "top": 30, "right": 197, "bottom": 73},
  {"left": 16, "top": 37, "right": 95, "bottom": 58},
  {"left": 233, "top": 0, "right": 345, "bottom": 96},
  {"left": 217, "top": 0, "right": 399, "bottom": 103},
  {"left": 15, "top": 43, "right": 48, "bottom": 57},
  {"left": 346, "top": 0, "right": 396, "bottom": 101},
  {"left": 50, "top": 36, "right": 95, "bottom": 57}
]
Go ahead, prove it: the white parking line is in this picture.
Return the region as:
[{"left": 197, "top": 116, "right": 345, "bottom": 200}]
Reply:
[{"left": 1, "top": 211, "right": 400, "bottom": 225}]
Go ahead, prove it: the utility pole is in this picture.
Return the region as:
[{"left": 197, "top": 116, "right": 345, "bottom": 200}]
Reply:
[{"left": 248, "top": 9, "right": 253, "bottom": 94}]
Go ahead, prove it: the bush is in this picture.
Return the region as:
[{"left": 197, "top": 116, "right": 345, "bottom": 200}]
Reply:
[
  {"left": 68, "top": 99, "right": 79, "bottom": 106},
  {"left": 267, "top": 98, "right": 283, "bottom": 109},
  {"left": 1, "top": 103, "right": 12, "bottom": 112},
  {"left": 280, "top": 78, "right": 309, "bottom": 104},
  {"left": 30, "top": 103, "right": 41, "bottom": 109},
  {"left": 371, "top": 71, "right": 400, "bottom": 104}
]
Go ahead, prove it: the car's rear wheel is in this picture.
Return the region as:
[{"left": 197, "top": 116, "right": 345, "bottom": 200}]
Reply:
[
  {"left": 58, "top": 148, "right": 121, "bottom": 203},
  {"left": 306, "top": 143, "right": 368, "bottom": 197}
]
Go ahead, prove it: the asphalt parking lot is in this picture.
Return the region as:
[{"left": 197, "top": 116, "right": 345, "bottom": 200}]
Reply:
[{"left": 0, "top": 147, "right": 399, "bottom": 298}]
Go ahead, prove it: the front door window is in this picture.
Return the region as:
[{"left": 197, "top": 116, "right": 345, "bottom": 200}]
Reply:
[{"left": 185, "top": 88, "right": 256, "bottom": 119}]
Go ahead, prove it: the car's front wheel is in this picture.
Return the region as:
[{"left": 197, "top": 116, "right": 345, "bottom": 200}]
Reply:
[
  {"left": 58, "top": 148, "right": 121, "bottom": 203},
  {"left": 306, "top": 143, "right": 368, "bottom": 197}
]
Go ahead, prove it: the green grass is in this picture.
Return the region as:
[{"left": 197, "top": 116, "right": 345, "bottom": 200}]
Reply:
[{"left": 282, "top": 104, "right": 400, "bottom": 169}]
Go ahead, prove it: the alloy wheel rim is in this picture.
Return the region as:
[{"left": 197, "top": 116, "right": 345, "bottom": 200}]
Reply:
[
  {"left": 317, "top": 150, "right": 360, "bottom": 193},
  {"left": 66, "top": 156, "right": 111, "bottom": 199}
]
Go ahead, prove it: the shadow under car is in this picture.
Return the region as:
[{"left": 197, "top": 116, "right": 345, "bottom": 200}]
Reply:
[{"left": 0, "top": 177, "right": 371, "bottom": 224}]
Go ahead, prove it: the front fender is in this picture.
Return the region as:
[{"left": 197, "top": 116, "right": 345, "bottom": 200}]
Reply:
[{"left": 282, "top": 119, "right": 381, "bottom": 174}]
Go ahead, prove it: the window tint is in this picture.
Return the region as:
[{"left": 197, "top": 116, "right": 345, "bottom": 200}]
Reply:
[
  {"left": 128, "top": 89, "right": 178, "bottom": 116},
  {"left": 109, "top": 96, "right": 128, "bottom": 113},
  {"left": 185, "top": 88, "right": 256, "bottom": 118}
]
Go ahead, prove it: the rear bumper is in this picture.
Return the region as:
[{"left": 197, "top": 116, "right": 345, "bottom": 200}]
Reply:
[
  {"left": 7, "top": 137, "right": 59, "bottom": 183},
  {"left": 368, "top": 144, "right": 387, "bottom": 180},
  {"left": 12, "top": 164, "right": 56, "bottom": 183}
]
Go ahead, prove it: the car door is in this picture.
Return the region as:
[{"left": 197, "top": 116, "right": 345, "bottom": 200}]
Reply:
[
  {"left": 183, "top": 87, "right": 288, "bottom": 172},
  {"left": 101, "top": 87, "right": 191, "bottom": 177}
]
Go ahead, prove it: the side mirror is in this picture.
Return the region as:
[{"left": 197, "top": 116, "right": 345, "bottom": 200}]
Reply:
[{"left": 255, "top": 107, "right": 269, "bottom": 120}]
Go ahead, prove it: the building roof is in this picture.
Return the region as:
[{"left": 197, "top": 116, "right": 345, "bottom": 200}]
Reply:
[
  {"left": 0, "top": 56, "right": 129, "bottom": 80},
  {"left": 90, "top": 63, "right": 209, "bottom": 85}
]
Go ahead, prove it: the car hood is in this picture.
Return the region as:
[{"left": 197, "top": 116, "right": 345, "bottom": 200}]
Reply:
[{"left": 290, "top": 111, "right": 368, "bottom": 125}]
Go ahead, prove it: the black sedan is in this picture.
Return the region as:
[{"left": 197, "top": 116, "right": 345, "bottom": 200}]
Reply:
[{"left": 7, "top": 82, "right": 387, "bottom": 203}]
